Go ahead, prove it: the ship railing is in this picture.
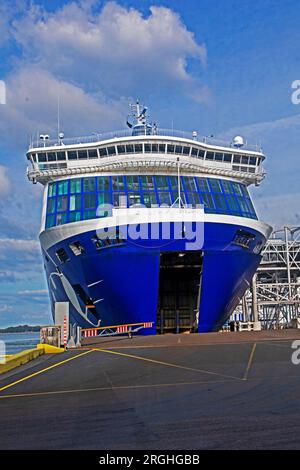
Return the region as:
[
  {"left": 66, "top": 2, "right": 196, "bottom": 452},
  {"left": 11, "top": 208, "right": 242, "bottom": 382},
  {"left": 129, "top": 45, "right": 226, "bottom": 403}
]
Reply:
[
  {"left": 29, "top": 128, "right": 262, "bottom": 152},
  {"left": 81, "top": 322, "right": 153, "bottom": 340}
]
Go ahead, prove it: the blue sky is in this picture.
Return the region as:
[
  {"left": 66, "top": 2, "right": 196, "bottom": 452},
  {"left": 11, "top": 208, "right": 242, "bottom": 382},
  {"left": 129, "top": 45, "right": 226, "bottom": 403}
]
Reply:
[{"left": 0, "top": 0, "right": 299, "bottom": 327}]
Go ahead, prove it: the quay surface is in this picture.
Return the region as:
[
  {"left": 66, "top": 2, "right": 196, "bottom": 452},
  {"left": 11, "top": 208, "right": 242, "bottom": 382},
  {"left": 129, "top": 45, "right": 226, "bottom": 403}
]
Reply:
[{"left": 0, "top": 330, "right": 300, "bottom": 450}]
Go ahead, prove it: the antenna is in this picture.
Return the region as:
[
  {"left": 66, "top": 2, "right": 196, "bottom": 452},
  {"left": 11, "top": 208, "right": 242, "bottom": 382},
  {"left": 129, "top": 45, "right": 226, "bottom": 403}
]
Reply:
[
  {"left": 57, "top": 93, "right": 60, "bottom": 142},
  {"left": 171, "top": 157, "right": 184, "bottom": 209}
]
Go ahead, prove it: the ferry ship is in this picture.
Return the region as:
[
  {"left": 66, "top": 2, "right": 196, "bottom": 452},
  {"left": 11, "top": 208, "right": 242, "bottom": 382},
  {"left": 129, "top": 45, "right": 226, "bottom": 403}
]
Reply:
[{"left": 26, "top": 102, "right": 272, "bottom": 333}]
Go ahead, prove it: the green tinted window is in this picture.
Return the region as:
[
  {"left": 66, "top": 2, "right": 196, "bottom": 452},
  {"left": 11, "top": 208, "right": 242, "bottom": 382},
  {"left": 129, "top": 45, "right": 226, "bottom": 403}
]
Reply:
[
  {"left": 70, "top": 195, "right": 81, "bottom": 211},
  {"left": 57, "top": 180, "right": 68, "bottom": 195},
  {"left": 48, "top": 183, "right": 56, "bottom": 197},
  {"left": 69, "top": 211, "right": 81, "bottom": 223},
  {"left": 83, "top": 177, "right": 95, "bottom": 192},
  {"left": 70, "top": 178, "right": 81, "bottom": 194}
]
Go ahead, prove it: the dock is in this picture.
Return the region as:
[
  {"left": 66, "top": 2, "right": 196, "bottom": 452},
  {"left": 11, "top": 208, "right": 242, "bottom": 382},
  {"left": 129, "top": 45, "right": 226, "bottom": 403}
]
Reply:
[{"left": 0, "top": 330, "right": 300, "bottom": 449}]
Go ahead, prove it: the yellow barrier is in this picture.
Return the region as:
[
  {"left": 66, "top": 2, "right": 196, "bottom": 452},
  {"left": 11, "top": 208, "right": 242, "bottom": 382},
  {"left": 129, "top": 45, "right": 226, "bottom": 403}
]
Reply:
[
  {"left": 37, "top": 343, "right": 65, "bottom": 354},
  {"left": 0, "top": 348, "right": 44, "bottom": 374},
  {"left": 0, "top": 344, "right": 65, "bottom": 375}
]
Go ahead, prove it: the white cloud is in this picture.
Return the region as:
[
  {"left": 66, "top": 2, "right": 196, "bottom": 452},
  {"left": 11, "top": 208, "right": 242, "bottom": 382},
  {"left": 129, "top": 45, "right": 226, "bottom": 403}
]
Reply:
[
  {"left": 18, "top": 289, "right": 48, "bottom": 295},
  {"left": 219, "top": 113, "right": 300, "bottom": 142},
  {"left": 0, "top": 0, "right": 25, "bottom": 47},
  {"left": 0, "top": 304, "right": 13, "bottom": 312},
  {"left": 12, "top": 2, "right": 206, "bottom": 98},
  {"left": 0, "top": 67, "right": 125, "bottom": 148},
  {"left": 255, "top": 192, "right": 300, "bottom": 230},
  {"left": 0, "top": 238, "right": 39, "bottom": 252},
  {"left": 0, "top": 166, "right": 11, "bottom": 196}
]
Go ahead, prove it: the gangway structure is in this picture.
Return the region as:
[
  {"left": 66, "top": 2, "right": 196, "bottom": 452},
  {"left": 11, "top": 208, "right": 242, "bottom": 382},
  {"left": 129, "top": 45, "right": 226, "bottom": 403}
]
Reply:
[{"left": 237, "top": 226, "right": 300, "bottom": 329}]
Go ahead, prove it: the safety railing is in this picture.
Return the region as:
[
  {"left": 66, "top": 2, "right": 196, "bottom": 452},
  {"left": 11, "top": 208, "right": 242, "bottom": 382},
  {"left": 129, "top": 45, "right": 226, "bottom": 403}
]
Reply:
[{"left": 81, "top": 322, "right": 153, "bottom": 340}]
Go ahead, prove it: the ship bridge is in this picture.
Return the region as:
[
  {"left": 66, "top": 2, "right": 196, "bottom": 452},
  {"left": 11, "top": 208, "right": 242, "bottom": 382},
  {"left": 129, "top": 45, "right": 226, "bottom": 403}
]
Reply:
[{"left": 26, "top": 128, "right": 265, "bottom": 186}]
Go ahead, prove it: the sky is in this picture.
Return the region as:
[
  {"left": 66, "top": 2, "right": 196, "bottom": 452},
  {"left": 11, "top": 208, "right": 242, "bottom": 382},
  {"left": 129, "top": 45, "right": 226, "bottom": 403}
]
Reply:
[{"left": 0, "top": 0, "right": 299, "bottom": 327}]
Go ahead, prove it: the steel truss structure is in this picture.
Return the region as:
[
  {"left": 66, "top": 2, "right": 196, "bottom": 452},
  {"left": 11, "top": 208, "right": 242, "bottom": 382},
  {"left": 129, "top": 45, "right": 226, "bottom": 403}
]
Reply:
[{"left": 239, "top": 226, "right": 300, "bottom": 329}]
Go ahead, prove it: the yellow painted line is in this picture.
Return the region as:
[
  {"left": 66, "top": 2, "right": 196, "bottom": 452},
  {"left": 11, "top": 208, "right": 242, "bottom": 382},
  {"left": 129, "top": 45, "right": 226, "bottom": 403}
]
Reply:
[
  {"left": 243, "top": 343, "right": 257, "bottom": 380},
  {"left": 0, "top": 378, "right": 235, "bottom": 400},
  {"left": 0, "top": 349, "right": 94, "bottom": 393},
  {"left": 94, "top": 348, "right": 243, "bottom": 381}
]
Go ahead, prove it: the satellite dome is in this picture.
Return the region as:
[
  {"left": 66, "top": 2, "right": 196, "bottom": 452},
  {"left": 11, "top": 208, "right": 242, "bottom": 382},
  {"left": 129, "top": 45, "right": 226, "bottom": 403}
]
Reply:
[{"left": 232, "top": 135, "right": 245, "bottom": 148}]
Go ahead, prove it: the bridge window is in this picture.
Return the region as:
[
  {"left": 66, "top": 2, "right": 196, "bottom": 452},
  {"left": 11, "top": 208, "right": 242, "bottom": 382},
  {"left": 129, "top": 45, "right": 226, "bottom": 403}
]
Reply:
[
  {"left": 70, "top": 178, "right": 81, "bottom": 194},
  {"left": 128, "top": 192, "right": 142, "bottom": 206},
  {"left": 99, "top": 148, "right": 107, "bottom": 157},
  {"left": 69, "top": 211, "right": 81, "bottom": 222},
  {"left": 126, "top": 144, "right": 134, "bottom": 153},
  {"left": 88, "top": 149, "right": 98, "bottom": 159},
  {"left": 98, "top": 176, "right": 110, "bottom": 191},
  {"left": 206, "top": 152, "right": 214, "bottom": 160},
  {"left": 140, "top": 175, "right": 154, "bottom": 190},
  {"left": 134, "top": 144, "right": 143, "bottom": 153},
  {"left": 157, "top": 192, "right": 172, "bottom": 206},
  {"left": 156, "top": 176, "right": 169, "bottom": 191},
  {"left": 47, "top": 198, "right": 56, "bottom": 214},
  {"left": 57, "top": 196, "right": 68, "bottom": 212},
  {"left": 167, "top": 144, "right": 175, "bottom": 153},
  {"left": 127, "top": 175, "right": 139, "bottom": 190},
  {"left": 57, "top": 151, "right": 66, "bottom": 161},
  {"left": 78, "top": 150, "right": 88, "bottom": 159},
  {"left": 45, "top": 174, "right": 258, "bottom": 229},
  {"left": 117, "top": 145, "right": 125, "bottom": 154},
  {"left": 107, "top": 146, "right": 116, "bottom": 156},
  {"left": 67, "top": 151, "right": 77, "bottom": 160},
  {"left": 70, "top": 194, "right": 81, "bottom": 211},
  {"left": 83, "top": 177, "right": 95, "bottom": 192},
  {"left": 56, "top": 213, "right": 68, "bottom": 225},
  {"left": 84, "top": 193, "right": 96, "bottom": 209},
  {"left": 48, "top": 183, "right": 57, "bottom": 197},
  {"left": 143, "top": 192, "right": 157, "bottom": 207},
  {"left": 223, "top": 153, "right": 232, "bottom": 163},
  {"left": 38, "top": 153, "right": 47, "bottom": 162},
  {"left": 58, "top": 180, "right": 68, "bottom": 195},
  {"left": 112, "top": 176, "right": 125, "bottom": 190},
  {"left": 47, "top": 152, "right": 56, "bottom": 162}
]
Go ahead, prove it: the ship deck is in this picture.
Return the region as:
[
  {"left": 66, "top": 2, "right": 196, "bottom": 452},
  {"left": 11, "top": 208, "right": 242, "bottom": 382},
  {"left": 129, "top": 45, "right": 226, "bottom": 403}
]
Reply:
[{"left": 0, "top": 330, "right": 300, "bottom": 449}]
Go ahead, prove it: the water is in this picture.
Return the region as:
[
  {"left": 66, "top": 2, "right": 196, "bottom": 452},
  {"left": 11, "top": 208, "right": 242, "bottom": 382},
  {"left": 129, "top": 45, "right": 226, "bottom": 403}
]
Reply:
[{"left": 0, "top": 332, "right": 40, "bottom": 355}]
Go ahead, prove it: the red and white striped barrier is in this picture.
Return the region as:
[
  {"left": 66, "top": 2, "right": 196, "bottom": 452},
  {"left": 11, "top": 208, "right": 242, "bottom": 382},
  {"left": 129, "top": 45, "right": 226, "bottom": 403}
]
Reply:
[
  {"left": 143, "top": 322, "right": 153, "bottom": 328},
  {"left": 63, "top": 315, "right": 68, "bottom": 346},
  {"left": 117, "top": 325, "right": 128, "bottom": 333},
  {"left": 83, "top": 329, "right": 98, "bottom": 338}
]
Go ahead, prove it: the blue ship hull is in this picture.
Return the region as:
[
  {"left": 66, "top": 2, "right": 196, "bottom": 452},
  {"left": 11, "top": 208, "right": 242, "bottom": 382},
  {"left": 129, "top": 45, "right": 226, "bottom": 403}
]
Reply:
[{"left": 41, "top": 219, "right": 267, "bottom": 333}]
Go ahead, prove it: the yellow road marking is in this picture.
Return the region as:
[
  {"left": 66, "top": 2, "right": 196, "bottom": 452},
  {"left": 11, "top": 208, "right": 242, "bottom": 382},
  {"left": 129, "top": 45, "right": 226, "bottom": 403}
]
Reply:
[
  {"left": 0, "top": 378, "right": 235, "bottom": 400},
  {"left": 0, "top": 349, "right": 94, "bottom": 393},
  {"left": 243, "top": 343, "right": 257, "bottom": 380},
  {"left": 94, "top": 348, "right": 242, "bottom": 381}
]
